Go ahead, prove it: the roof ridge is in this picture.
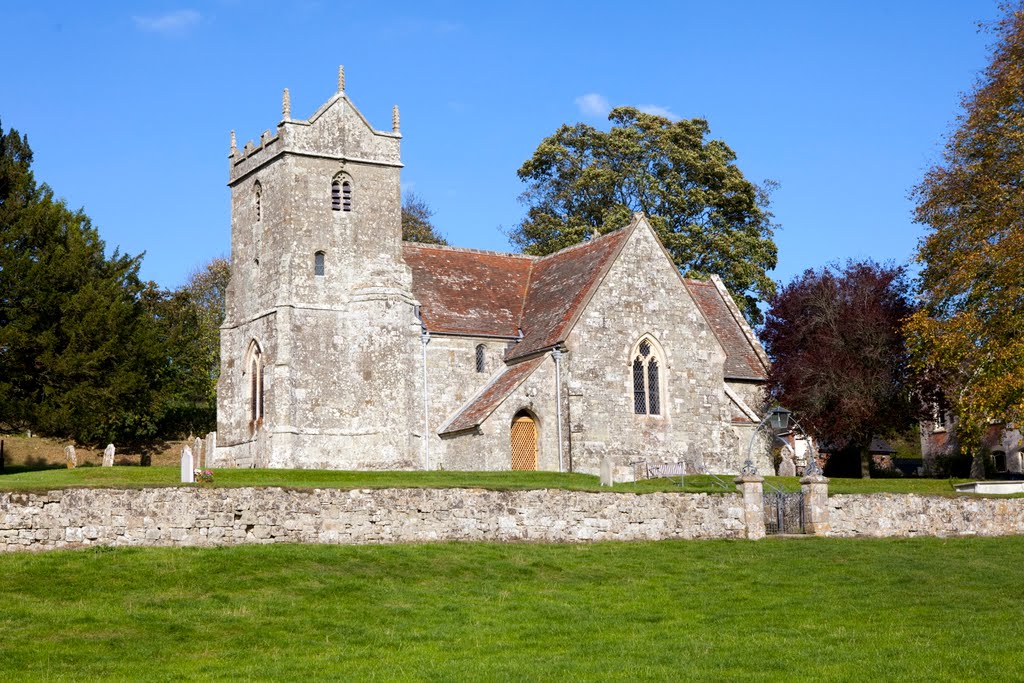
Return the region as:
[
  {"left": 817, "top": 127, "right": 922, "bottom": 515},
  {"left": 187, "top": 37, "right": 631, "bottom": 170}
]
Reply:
[
  {"left": 401, "top": 241, "right": 537, "bottom": 260},
  {"left": 533, "top": 225, "right": 631, "bottom": 263}
]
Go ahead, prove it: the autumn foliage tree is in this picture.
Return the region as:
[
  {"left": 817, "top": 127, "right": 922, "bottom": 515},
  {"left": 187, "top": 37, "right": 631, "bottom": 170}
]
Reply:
[
  {"left": 511, "top": 107, "right": 777, "bottom": 324},
  {"left": 762, "top": 261, "right": 918, "bottom": 477},
  {"left": 905, "top": 3, "right": 1024, "bottom": 451}
]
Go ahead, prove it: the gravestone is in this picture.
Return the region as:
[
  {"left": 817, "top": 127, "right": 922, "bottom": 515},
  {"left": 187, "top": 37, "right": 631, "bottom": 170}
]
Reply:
[
  {"left": 193, "top": 436, "right": 204, "bottom": 470},
  {"left": 600, "top": 456, "right": 614, "bottom": 486},
  {"left": 181, "top": 446, "right": 194, "bottom": 483},
  {"left": 64, "top": 445, "right": 77, "bottom": 469},
  {"left": 205, "top": 432, "right": 216, "bottom": 468},
  {"left": 778, "top": 453, "right": 796, "bottom": 477},
  {"left": 102, "top": 444, "right": 115, "bottom": 467}
]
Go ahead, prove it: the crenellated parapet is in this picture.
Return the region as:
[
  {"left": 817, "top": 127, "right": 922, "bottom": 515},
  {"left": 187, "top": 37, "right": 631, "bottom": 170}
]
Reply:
[{"left": 227, "top": 65, "right": 402, "bottom": 188}]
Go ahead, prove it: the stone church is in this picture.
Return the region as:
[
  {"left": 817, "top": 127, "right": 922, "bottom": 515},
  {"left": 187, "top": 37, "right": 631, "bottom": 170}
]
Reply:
[{"left": 212, "top": 68, "right": 770, "bottom": 475}]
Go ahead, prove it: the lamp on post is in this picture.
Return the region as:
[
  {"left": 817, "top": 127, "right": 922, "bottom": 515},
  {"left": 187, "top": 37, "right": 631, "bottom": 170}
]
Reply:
[
  {"left": 768, "top": 406, "right": 792, "bottom": 432},
  {"left": 743, "top": 406, "right": 796, "bottom": 475}
]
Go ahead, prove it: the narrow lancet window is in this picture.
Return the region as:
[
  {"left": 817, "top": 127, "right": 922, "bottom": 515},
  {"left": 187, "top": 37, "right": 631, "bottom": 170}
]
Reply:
[
  {"left": 331, "top": 180, "right": 341, "bottom": 211},
  {"left": 342, "top": 181, "right": 352, "bottom": 211},
  {"left": 315, "top": 251, "right": 325, "bottom": 277},
  {"left": 475, "top": 344, "right": 486, "bottom": 373},
  {"left": 247, "top": 341, "right": 264, "bottom": 426},
  {"left": 254, "top": 182, "right": 262, "bottom": 222}
]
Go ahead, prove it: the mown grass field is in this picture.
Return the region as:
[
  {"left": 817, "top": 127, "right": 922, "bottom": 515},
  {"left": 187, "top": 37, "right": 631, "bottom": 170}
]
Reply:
[
  {"left": 0, "top": 465, "right": 981, "bottom": 496},
  {"left": 1, "top": 537, "right": 1022, "bottom": 680}
]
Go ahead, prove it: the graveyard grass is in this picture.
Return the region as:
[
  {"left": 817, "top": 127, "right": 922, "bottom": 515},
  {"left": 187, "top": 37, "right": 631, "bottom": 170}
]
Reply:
[
  {"left": 1, "top": 537, "right": 1023, "bottom": 680},
  {"left": 0, "top": 466, "right": 978, "bottom": 495}
]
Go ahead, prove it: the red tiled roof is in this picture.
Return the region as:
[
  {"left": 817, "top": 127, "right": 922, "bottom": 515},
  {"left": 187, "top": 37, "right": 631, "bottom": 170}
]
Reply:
[
  {"left": 506, "top": 228, "right": 631, "bottom": 361},
  {"left": 439, "top": 357, "right": 544, "bottom": 434},
  {"left": 403, "top": 225, "right": 631, "bottom": 357},
  {"left": 403, "top": 244, "right": 533, "bottom": 337},
  {"left": 683, "top": 278, "right": 768, "bottom": 381}
]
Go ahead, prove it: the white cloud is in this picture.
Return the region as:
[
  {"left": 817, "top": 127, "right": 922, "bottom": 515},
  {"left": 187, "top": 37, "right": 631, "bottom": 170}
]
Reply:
[
  {"left": 575, "top": 93, "right": 611, "bottom": 118},
  {"left": 133, "top": 9, "right": 202, "bottom": 35},
  {"left": 637, "top": 104, "right": 680, "bottom": 120}
]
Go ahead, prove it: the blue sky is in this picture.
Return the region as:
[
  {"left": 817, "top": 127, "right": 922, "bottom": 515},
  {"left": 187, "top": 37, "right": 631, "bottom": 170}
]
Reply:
[{"left": 2, "top": 1, "right": 1001, "bottom": 291}]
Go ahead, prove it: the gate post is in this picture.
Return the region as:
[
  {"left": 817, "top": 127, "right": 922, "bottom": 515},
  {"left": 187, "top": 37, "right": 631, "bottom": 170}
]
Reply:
[
  {"left": 800, "top": 474, "right": 830, "bottom": 536},
  {"left": 734, "top": 474, "right": 765, "bottom": 540}
]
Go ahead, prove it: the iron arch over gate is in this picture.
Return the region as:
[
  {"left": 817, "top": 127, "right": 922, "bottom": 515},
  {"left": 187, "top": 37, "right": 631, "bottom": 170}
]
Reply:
[{"left": 510, "top": 411, "right": 538, "bottom": 471}]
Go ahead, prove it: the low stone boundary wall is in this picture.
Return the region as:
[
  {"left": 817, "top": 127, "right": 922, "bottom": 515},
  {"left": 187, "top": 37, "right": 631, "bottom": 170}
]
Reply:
[
  {"left": 0, "top": 487, "right": 749, "bottom": 553},
  {"left": 827, "top": 494, "right": 1024, "bottom": 538}
]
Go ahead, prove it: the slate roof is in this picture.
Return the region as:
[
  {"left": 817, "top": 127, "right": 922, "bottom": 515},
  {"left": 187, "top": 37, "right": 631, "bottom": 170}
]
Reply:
[
  {"left": 683, "top": 278, "right": 768, "bottom": 381},
  {"left": 439, "top": 357, "right": 545, "bottom": 435}
]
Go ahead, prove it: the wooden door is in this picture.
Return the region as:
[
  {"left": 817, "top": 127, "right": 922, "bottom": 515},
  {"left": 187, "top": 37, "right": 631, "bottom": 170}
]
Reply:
[{"left": 510, "top": 415, "right": 538, "bottom": 471}]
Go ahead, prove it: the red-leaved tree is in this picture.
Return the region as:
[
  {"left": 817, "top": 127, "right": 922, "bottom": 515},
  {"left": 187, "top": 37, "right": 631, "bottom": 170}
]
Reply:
[{"left": 761, "top": 261, "right": 919, "bottom": 477}]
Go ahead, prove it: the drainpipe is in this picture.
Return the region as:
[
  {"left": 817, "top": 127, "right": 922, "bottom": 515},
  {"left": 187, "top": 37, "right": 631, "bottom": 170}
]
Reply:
[
  {"left": 551, "top": 346, "right": 564, "bottom": 473},
  {"left": 416, "top": 307, "right": 431, "bottom": 470}
]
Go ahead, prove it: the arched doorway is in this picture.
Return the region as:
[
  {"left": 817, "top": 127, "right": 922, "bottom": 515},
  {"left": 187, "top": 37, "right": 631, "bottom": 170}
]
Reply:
[{"left": 510, "top": 411, "right": 538, "bottom": 471}]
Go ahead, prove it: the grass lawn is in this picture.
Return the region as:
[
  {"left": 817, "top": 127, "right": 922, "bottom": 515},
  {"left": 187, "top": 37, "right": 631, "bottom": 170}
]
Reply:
[
  {"left": 1, "top": 537, "right": 1022, "bottom": 680},
  {"left": 0, "top": 465, "right": 980, "bottom": 496}
]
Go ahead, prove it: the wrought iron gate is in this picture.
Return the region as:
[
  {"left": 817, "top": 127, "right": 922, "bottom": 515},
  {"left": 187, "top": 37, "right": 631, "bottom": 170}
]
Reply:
[{"left": 763, "top": 490, "right": 805, "bottom": 535}]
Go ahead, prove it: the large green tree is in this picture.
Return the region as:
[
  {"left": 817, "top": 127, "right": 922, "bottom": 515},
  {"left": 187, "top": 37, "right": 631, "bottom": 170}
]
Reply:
[
  {"left": 0, "top": 120, "right": 162, "bottom": 444},
  {"left": 906, "top": 3, "right": 1024, "bottom": 450},
  {"left": 511, "top": 107, "right": 778, "bottom": 323},
  {"left": 147, "top": 257, "right": 230, "bottom": 438}
]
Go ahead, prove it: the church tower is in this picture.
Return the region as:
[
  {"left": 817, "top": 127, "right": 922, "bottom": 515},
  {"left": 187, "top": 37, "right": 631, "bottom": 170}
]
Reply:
[{"left": 215, "top": 67, "right": 421, "bottom": 469}]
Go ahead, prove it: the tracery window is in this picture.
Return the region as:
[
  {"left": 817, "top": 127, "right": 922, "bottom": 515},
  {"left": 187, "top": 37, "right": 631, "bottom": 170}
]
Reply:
[
  {"left": 315, "top": 251, "right": 325, "bottom": 277},
  {"left": 632, "top": 338, "right": 662, "bottom": 416},
  {"left": 475, "top": 344, "right": 486, "bottom": 373}
]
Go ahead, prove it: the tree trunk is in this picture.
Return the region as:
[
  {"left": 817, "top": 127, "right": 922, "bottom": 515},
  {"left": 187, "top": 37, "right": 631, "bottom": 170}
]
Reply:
[{"left": 860, "top": 443, "right": 872, "bottom": 479}]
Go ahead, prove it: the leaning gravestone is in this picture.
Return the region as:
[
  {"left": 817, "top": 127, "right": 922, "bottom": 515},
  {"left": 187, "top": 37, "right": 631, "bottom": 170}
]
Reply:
[
  {"left": 778, "top": 453, "right": 796, "bottom": 477},
  {"left": 181, "top": 446, "right": 195, "bottom": 483},
  {"left": 193, "top": 436, "right": 204, "bottom": 470},
  {"left": 64, "top": 445, "right": 77, "bottom": 469},
  {"left": 102, "top": 443, "right": 115, "bottom": 467},
  {"left": 600, "top": 456, "right": 614, "bottom": 486}
]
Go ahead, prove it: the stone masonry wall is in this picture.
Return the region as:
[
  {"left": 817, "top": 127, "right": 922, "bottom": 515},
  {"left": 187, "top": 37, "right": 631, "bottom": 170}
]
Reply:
[
  {"left": 0, "top": 487, "right": 748, "bottom": 553},
  {"left": 564, "top": 223, "right": 745, "bottom": 475},
  {"left": 826, "top": 494, "right": 1024, "bottom": 538}
]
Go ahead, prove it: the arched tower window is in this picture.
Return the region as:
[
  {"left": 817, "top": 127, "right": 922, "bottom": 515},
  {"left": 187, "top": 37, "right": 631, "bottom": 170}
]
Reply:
[
  {"left": 246, "top": 341, "right": 264, "bottom": 426},
  {"left": 631, "top": 337, "right": 663, "bottom": 416},
  {"left": 332, "top": 176, "right": 353, "bottom": 212},
  {"left": 254, "top": 181, "right": 262, "bottom": 222},
  {"left": 314, "top": 251, "right": 325, "bottom": 277},
  {"left": 475, "top": 344, "right": 486, "bottom": 373},
  {"left": 331, "top": 180, "right": 341, "bottom": 211},
  {"left": 342, "top": 181, "right": 352, "bottom": 211}
]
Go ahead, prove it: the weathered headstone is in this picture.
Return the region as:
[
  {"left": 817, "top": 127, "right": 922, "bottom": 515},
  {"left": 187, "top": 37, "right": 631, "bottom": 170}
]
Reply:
[
  {"left": 778, "top": 453, "right": 796, "bottom": 477},
  {"left": 600, "top": 456, "right": 614, "bottom": 486},
  {"left": 205, "top": 432, "right": 216, "bottom": 468},
  {"left": 64, "top": 445, "right": 77, "bottom": 469},
  {"left": 193, "top": 436, "right": 204, "bottom": 470},
  {"left": 181, "top": 446, "right": 194, "bottom": 483},
  {"left": 102, "top": 443, "right": 115, "bottom": 467}
]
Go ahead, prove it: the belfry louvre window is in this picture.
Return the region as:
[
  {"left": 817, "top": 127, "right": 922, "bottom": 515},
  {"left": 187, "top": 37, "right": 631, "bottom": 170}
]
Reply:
[
  {"left": 475, "top": 344, "right": 486, "bottom": 373},
  {"left": 331, "top": 180, "right": 341, "bottom": 211},
  {"left": 342, "top": 181, "right": 352, "bottom": 211},
  {"left": 314, "top": 251, "right": 325, "bottom": 276},
  {"left": 632, "top": 338, "right": 662, "bottom": 415}
]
